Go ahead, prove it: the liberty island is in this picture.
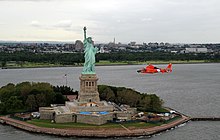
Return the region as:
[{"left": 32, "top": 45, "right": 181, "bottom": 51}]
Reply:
[{"left": 0, "top": 28, "right": 191, "bottom": 137}]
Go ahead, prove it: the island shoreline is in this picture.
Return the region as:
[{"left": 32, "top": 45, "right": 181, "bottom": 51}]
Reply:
[{"left": 0, "top": 113, "right": 190, "bottom": 138}]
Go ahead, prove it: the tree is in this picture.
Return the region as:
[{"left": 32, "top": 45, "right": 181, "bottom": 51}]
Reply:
[
  {"left": 53, "top": 85, "right": 77, "bottom": 95},
  {"left": 5, "top": 96, "right": 23, "bottom": 113},
  {"left": 149, "top": 94, "right": 164, "bottom": 112},
  {"left": 15, "top": 82, "right": 32, "bottom": 101},
  {"left": 0, "top": 83, "right": 16, "bottom": 102},
  {"left": 124, "top": 89, "right": 141, "bottom": 107},
  {"left": 99, "top": 86, "right": 115, "bottom": 101},
  {"left": 138, "top": 95, "right": 151, "bottom": 111},
  {"left": 0, "top": 103, "right": 6, "bottom": 114},
  {"left": 98, "top": 85, "right": 164, "bottom": 112},
  {"left": 1, "top": 61, "right": 6, "bottom": 68},
  {"left": 54, "top": 93, "right": 66, "bottom": 104},
  {"left": 116, "top": 90, "right": 126, "bottom": 105},
  {"left": 35, "top": 93, "right": 47, "bottom": 107},
  {"left": 0, "top": 82, "right": 69, "bottom": 114},
  {"left": 25, "top": 95, "right": 37, "bottom": 111}
]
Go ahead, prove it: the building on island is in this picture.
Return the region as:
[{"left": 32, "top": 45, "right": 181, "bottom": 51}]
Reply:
[{"left": 39, "top": 73, "right": 137, "bottom": 125}]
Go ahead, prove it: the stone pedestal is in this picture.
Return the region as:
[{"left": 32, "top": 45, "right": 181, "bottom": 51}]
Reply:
[{"left": 78, "top": 74, "right": 100, "bottom": 102}]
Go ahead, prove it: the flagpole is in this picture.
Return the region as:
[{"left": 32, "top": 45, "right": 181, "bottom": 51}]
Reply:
[{"left": 65, "top": 74, "right": 67, "bottom": 87}]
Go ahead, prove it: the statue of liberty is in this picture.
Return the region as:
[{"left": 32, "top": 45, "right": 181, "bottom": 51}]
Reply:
[{"left": 82, "top": 27, "right": 98, "bottom": 74}]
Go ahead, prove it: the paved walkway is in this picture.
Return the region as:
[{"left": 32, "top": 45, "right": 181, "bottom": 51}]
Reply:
[{"left": 0, "top": 115, "right": 190, "bottom": 137}]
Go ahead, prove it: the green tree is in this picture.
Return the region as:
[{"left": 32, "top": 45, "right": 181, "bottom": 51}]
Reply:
[
  {"left": 0, "top": 82, "right": 69, "bottom": 114},
  {"left": 0, "top": 83, "right": 16, "bottom": 102},
  {"left": 116, "top": 90, "right": 127, "bottom": 105},
  {"left": 117, "top": 89, "right": 140, "bottom": 106},
  {"left": 98, "top": 85, "right": 164, "bottom": 112},
  {"left": 138, "top": 95, "right": 151, "bottom": 111},
  {"left": 35, "top": 93, "right": 47, "bottom": 107},
  {"left": 1, "top": 61, "right": 6, "bottom": 68},
  {"left": 0, "top": 103, "right": 6, "bottom": 114},
  {"left": 54, "top": 93, "right": 66, "bottom": 104},
  {"left": 124, "top": 89, "right": 141, "bottom": 107},
  {"left": 99, "top": 86, "right": 115, "bottom": 101},
  {"left": 149, "top": 94, "right": 163, "bottom": 112},
  {"left": 15, "top": 82, "right": 32, "bottom": 102},
  {"left": 25, "top": 95, "right": 37, "bottom": 111},
  {"left": 5, "top": 96, "right": 23, "bottom": 113}
]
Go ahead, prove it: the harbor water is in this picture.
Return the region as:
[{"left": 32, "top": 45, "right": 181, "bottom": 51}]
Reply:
[{"left": 0, "top": 63, "right": 219, "bottom": 139}]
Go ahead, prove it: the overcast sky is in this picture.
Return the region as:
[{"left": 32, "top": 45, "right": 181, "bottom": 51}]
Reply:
[{"left": 0, "top": 0, "right": 219, "bottom": 43}]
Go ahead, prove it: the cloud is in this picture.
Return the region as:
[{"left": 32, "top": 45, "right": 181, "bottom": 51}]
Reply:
[
  {"left": 0, "top": 0, "right": 53, "bottom": 1},
  {"left": 1, "top": 0, "right": 220, "bottom": 43},
  {"left": 29, "top": 20, "right": 77, "bottom": 32},
  {"left": 30, "top": 21, "right": 42, "bottom": 27},
  {"left": 53, "top": 20, "right": 72, "bottom": 28},
  {"left": 141, "top": 18, "right": 153, "bottom": 22}
]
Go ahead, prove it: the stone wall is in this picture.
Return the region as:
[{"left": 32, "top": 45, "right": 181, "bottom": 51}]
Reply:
[
  {"left": 55, "top": 113, "right": 76, "bottom": 123},
  {"left": 72, "top": 106, "right": 114, "bottom": 112},
  {"left": 39, "top": 107, "right": 55, "bottom": 120},
  {"left": 0, "top": 113, "right": 191, "bottom": 137},
  {"left": 76, "top": 113, "right": 113, "bottom": 125},
  {"left": 114, "top": 111, "right": 132, "bottom": 120},
  {"left": 127, "top": 108, "right": 137, "bottom": 115}
]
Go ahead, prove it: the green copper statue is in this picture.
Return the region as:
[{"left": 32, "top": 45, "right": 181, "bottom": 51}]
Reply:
[{"left": 82, "top": 27, "right": 98, "bottom": 74}]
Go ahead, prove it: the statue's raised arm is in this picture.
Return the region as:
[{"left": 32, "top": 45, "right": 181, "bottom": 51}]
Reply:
[{"left": 83, "top": 26, "right": 87, "bottom": 41}]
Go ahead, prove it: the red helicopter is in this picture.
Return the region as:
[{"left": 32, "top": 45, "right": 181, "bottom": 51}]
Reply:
[{"left": 137, "top": 63, "right": 172, "bottom": 74}]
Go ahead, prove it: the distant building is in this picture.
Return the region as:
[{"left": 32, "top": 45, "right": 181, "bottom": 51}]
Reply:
[
  {"left": 185, "top": 48, "right": 208, "bottom": 53},
  {"left": 159, "top": 42, "right": 165, "bottom": 46},
  {"left": 99, "top": 46, "right": 109, "bottom": 53},
  {"left": 0, "top": 46, "right": 4, "bottom": 52},
  {"left": 99, "top": 46, "right": 104, "bottom": 53},
  {"left": 74, "top": 40, "right": 83, "bottom": 52},
  {"left": 171, "top": 51, "right": 178, "bottom": 53},
  {"left": 108, "top": 42, "right": 117, "bottom": 48},
  {"left": 129, "top": 41, "right": 136, "bottom": 46},
  {"left": 148, "top": 42, "right": 158, "bottom": 47}
]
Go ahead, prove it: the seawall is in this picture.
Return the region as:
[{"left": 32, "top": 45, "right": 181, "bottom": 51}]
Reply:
[{"left": 0, "top": 115, "right": 190, "bottom": 138}]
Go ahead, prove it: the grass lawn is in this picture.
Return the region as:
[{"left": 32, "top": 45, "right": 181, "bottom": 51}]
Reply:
[
  {"left": 150, "top": 108, "right": 170, "bottom": 113},
  {"left": 136, "top": 60, "right": 207, "bottom": 64},
  {"left": 27, "top": 119, "right": 158, "bottom": 129},
  {"left": 150, "top": 115, "right": 182, "bottom": 126},
  {"left": 3, "top": 60, "right": 210, "bottom": 69},
  {"left": 164, "top": 115, "right": 182, "bottom": 124},
  {"left": 96, "top": 60, "right": 130, "bottom": 65},
  {"left": 122, "top": 121, "right": 158, "bottom": 128},
  {"left": 3, "top": 61, "right": 62, "bottom": 68},
  {"left": 96, "top": 60, "right": 209, "bottom": 66}
]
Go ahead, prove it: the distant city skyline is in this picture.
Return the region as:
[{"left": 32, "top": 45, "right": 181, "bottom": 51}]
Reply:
[{"left": 0, "top": 0, "right": 220, "bottom": 44}]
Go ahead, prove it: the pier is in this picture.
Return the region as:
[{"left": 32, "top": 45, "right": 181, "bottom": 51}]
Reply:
[{"left": 191, "top": 117, "right": 220, "bottom": 121}]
